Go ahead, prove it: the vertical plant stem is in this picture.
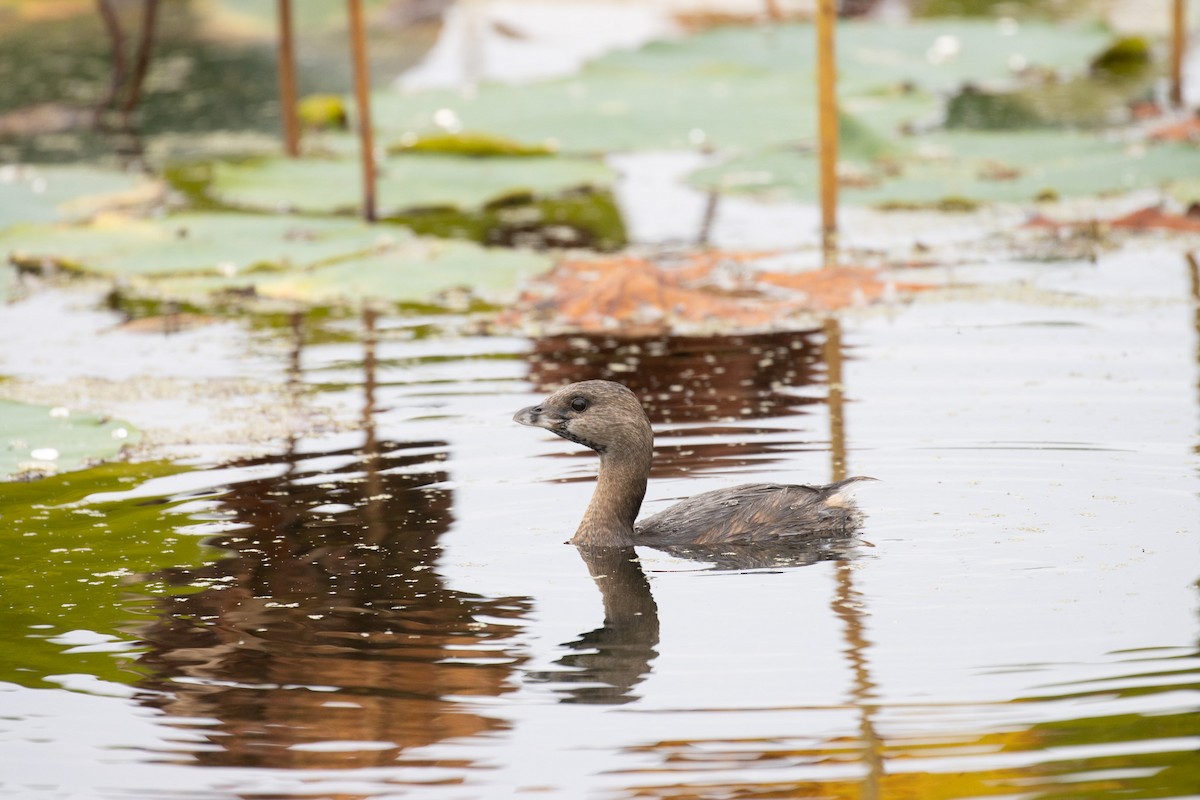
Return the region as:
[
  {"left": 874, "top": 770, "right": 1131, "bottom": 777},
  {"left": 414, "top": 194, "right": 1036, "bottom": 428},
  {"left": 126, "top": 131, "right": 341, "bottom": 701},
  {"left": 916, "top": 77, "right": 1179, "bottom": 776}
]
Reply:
[
  {"left": 118, "top": 0, "right": 158, "bottom": 127},
  {"left": 1171, "top": 0, "right": 1187, "bottom": 108},
  {"left": 276, "top": 0, "right": 301, "bottom": 157},
  {"left": 816, "top": 0, "right": 839, "bottom": 268},
  {"left": 94, "top": 0, "right": 127, "bottom": 127},
  {"left": 347, "top": 0, "right": 377, "bottom": 221}
]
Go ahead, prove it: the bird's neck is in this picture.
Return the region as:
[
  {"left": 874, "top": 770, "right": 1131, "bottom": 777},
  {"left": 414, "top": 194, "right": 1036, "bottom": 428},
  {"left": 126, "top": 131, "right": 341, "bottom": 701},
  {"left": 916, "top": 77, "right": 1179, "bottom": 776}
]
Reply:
[{"left": 572, "top": 433, "right": 652, "bottom": 547}]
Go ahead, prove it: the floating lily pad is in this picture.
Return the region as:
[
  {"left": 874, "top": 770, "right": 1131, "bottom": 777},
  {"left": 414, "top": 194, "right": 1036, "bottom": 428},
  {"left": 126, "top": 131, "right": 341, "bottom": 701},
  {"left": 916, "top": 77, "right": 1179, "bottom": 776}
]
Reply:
[
  {"left": 368, "top": 20, "right": 1111, "bottom": 153},
  {"left": 691, "top": 132, "right": 1200, "bottom": 206},
  {"left": 0, "top": 165, "right": 163, "bottom": 229},
  {"left": 0, "top": 399, "right": 136, "bottom": 481},
  {"left": 206, "top": 153, "right": 612, "bottom": 216},
  {"left": 2, "top": 211, "right": 559, "bottom": 311},
  {"left": 124, "top": 238, "right": 551, "bottom": 310},
  {"left": 167, "top": 157, "right": 625, "bottom": 249},
  {"left": 1170, "top": 177, "right": 1200, "bottom": 206},
  {"left": 247, "top": 239, "right": 552, "bottom": 307},
  {"left": 1, "top": 213, "right": 398, "bottom": 277}
]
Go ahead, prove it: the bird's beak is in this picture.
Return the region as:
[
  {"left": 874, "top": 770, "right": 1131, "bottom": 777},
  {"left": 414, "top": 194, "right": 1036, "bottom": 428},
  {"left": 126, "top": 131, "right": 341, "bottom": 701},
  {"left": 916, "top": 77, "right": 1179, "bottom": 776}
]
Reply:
[{"left": 513, "top": 405, "right": 560, "bottom": 430}]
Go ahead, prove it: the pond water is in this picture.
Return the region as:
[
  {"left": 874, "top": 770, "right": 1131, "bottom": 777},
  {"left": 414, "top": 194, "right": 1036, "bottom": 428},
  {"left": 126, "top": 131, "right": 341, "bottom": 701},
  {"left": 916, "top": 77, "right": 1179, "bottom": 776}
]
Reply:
[
  {"left": 2, "top": 246, "right": 1198, "bottom": 799},
  {"left": 2, "top": 2, "right": 1199, "bottom": 796}
]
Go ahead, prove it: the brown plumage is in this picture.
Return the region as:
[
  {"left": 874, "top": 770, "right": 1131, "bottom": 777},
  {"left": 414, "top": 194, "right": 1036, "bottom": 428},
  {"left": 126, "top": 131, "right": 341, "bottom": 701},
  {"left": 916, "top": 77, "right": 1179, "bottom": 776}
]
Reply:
[{"left": 514, "top": 380, "right": 872, "bottom": 547}]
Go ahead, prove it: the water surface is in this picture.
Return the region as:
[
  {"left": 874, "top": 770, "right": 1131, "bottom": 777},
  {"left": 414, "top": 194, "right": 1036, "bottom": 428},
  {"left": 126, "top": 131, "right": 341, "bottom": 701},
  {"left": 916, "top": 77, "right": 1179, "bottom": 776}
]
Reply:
[{"left": 2, "top": 248, "right": 1198, "bottom": 799}]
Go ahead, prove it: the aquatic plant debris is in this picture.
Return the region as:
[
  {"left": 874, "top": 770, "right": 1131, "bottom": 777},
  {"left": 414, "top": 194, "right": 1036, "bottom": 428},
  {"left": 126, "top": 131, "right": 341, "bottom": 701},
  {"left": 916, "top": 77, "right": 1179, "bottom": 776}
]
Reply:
[
  {"left": 1024, "top": 205, "right": 1200, "bottom": 235},
  {"left": 0, "top": 399, "right": 135, "bottom": 480},
  {"left": 499, "top": 252, "right": 930, "bottom": 335},
  {"left": 1148, "top": 116, "right": 1200, "bottom": 144},
  {"left": 388, "top": 131, "right": 557, "bottom": 157}
]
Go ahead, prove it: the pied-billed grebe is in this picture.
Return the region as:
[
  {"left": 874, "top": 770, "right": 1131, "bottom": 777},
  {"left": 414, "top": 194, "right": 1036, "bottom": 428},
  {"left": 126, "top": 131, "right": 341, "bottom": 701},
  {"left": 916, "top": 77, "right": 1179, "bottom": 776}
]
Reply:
[{"left": 514, "top": 380, "right": 872, "bottom": 547}]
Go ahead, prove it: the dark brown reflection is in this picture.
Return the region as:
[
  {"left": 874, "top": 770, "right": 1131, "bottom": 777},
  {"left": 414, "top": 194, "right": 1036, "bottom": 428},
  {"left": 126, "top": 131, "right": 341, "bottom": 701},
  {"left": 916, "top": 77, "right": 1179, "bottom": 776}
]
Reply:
[
  {"left": 132, "top": 440, "right": 529, "bottom": 770},
  {"left": 527, "top": 329, "right": 830, "bottom": 477},
  {"left": 132, "top": 307, "right": 529, "bottom": 771},
  {"left": 530, "top": 547, "right": 660, "bottom": 705}
]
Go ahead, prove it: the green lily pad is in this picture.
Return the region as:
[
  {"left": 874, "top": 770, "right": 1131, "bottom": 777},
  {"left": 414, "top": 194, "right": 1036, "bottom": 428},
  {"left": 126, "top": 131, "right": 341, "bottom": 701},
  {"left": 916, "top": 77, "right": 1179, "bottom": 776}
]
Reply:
[
  {"left": 691, "top": 132, "right": 1200, "bottom": 206},
  {"left": 366, "top": 20, "right": 1111, "bottom": 153},
  {"left": 125, "top": 236, "right": 552, "bottom": 310},
  {"left": 250, "top": 239, "right": 552, "bottom": 307},
  {"left": 1, "top": 213, "right": 397, "bottom": 277},
  {"left": 1170, "top": 176, "right": 1200, "bottom": 207},
  {"left": 1, "top": 210, "right": 559, "bottom": 311},
  {"left": 0, "top": 399, "right": 136, "bottom": 481},
  {"left": 206, "top": 153, "right": 612, "bottom": 216},
  {"left": 0, "top": 165, "right": 162, "bottom": 229}
]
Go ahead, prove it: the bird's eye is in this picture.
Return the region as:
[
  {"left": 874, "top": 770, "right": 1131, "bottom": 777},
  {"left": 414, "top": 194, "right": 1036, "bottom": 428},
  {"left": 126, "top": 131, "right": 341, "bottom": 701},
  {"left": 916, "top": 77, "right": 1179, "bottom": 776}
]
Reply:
[{"left": 570, "top": 397, "right": 588, "bottom": 413}]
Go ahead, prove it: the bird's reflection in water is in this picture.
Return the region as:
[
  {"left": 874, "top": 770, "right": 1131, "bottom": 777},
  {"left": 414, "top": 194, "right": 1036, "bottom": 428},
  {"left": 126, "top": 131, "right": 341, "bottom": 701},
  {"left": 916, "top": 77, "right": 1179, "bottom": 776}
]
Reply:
[
  {"left": 534, "top": 538, "right": 867, "bottom": 706},
  {"left": 133, "top": 439, "right": 531, "bottom": 770},
  {"left": 654, "top": 537, "right": 866, "bottom": 572},
  {"left": 531, "top": 547, "right": 660, "bottom": 705}
]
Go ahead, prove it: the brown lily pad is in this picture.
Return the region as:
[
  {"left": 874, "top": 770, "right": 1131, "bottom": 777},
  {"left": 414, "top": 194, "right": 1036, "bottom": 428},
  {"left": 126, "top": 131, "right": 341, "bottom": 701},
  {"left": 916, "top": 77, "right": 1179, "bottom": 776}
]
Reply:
[
  {"left": 1109, "top": 206, "right": 1200, "bottom": 233},
  {"left": 1022, "top": 206, "right": 1200, "bottom": 235},
  {"left": 758, "top": 266, "right": 893, "bottom": 309},
  {"left": 1148, "top": 116, "right": 1200, "bottom": 143},
  {"left": 500, "top": 251, "right": 911, "bottom": 335}
]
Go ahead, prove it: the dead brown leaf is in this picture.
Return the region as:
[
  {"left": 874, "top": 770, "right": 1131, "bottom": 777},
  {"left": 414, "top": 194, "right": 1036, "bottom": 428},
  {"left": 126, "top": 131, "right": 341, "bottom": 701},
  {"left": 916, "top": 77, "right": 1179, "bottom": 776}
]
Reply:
[
  {"left": 1147, "top": 115, "right": 1200, "bottom": 143},
  {"left": 1022, "top": 206, "right": 1200, "bottom": 235},
  {"left": 757, "top": 266, "right": 888, "bottom": 309},
  {"left": 114, "top": 313, "right": 218, "bottom": 334},
  {"left": 977, "top": 160, "right": 1022, "bottom": 182},
  {"left": 499, "top": 252, "right": 913, "bottom": 334},
  {"left": 1109, "top": 206, "right": 1200, "bottom": 233}
]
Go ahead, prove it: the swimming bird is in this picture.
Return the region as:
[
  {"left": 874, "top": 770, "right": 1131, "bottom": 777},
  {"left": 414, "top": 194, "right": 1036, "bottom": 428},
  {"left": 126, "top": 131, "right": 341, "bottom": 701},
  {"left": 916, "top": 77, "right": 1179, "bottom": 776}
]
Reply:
[{"left": 514, "top": 380, "right": 871, "bottom": 547}]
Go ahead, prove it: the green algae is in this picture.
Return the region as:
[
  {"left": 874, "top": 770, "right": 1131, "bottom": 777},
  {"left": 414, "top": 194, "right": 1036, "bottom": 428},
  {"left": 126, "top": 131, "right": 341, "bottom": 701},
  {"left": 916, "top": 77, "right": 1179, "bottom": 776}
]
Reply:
[{"left": 0, "top": 460, "right": 212, "bottom": 689}]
